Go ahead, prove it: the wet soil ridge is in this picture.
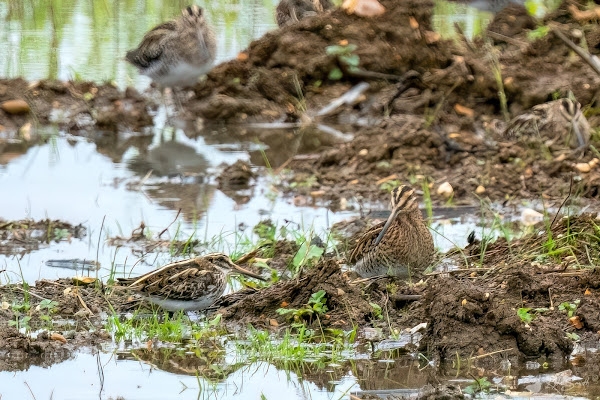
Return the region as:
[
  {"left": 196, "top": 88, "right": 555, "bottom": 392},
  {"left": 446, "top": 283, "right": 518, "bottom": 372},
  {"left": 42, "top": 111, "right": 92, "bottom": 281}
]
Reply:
[
  {"left": 191, "top": 0, "right": 600, "bottom": 205},
  {"left": 192, "top": 0, "right": 447, "bottom": 121},
  {"left": 426, "top": 215, "right": 600, "bottom": 363},
  {"left": 0, "top": 79, "right": 152, "bottom": 133},
  {"left": 0, "top": 218, "right": 86, "bottom": 255}
]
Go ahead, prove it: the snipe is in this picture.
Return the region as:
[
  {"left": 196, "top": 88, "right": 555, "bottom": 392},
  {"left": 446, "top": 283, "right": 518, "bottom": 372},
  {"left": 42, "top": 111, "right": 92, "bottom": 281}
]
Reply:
[
  {"left": 504, "top": 98, "right": 590, "bottom": 153},
  {"left": 276, "top": 0, "right": 334, "bottom": 27},
  {"left": 348, "top": 186, "right": 434, "bottom": 278},
  {"left": 117, "top": 253, "right": 265, "bottom": 312},
  {"left": 126, "top": 5, "right": 216, "bottom": 88}
]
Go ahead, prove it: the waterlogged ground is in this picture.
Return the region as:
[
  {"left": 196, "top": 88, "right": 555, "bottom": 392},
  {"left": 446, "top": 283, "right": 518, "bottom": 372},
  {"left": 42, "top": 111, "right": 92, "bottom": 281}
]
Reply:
[{"left": 2, "top": 0, "right": 600, "bottom": 399}]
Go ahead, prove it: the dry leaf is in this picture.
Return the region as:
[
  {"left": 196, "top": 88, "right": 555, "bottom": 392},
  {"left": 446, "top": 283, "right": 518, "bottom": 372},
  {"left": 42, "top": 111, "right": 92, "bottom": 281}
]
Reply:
[
  {"left": 280, "top": 301, "right": 289, "bottom": 307},
  {"left": 569, "top": 316, "right": 583, "bottom": 330},
  {"left": 237, "top": 52, "right": 248, "bottom": 61},
  {"left": 63, "top": 287, "right": 72, "bottom": 296},
  {"left": 73, "top": 276, "right": 97, "bottom": 285},
  {"left": 584, "top": 289, "right": 592, "bottom": 295},
  {"left": 51, "top": 333, "right": 67, "bottom": 344},
  {"left": 475, "top": 185, "right": 486, "bottom": 194},
  {"left": 461, "top": 299, "right": 468, "bottom": 306},
  {"left": 1, "top": 301, "right": 9, "bottom": 310},
  {"left": 339, "top": 39, "right": 349, "bottom": 46},
  {"left": 146, "top": 340, "right": 153, "bottom": 351},
  {"left": 454, "top": 104, "right": 475, "bottom": 117},
  {"left": 358, "top": 149, "right": 368, "bottom": 156},
  {"left": 310, "top": 190, "right": 325, "bottom": 198},
  {"left": 424, "top": 31, "right": 441, "bottom": 44},
  {"left": 1, "top": 99, "right": 30, "bottom": 114},
  {"left": 349, "top": 179, "right": 359, "bottom": 184},
  {"left": 376, "top": 174, "right": 398, "bottom": 185},
  {"left": 269, "top": 319, "right": 279, "bottom": 327},
  {"left": 409, "top": 16, "right": 419, "bottom": 29},
  {"left": 337, "top": 288, "right": 346, "bottom": 296}
]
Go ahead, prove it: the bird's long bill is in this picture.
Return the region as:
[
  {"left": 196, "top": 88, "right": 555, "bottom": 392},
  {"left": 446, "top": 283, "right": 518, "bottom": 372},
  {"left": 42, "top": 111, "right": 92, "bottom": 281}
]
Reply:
[
  {"left": 374, "top": 206, "right": 401, "bottom": 246},
  {"left": 232, "top": 264, "right": 267, "bottom": 281}
]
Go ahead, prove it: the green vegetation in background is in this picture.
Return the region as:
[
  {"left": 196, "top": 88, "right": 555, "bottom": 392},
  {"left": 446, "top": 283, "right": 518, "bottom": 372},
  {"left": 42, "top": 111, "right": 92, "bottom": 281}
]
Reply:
[{"left": 0, "top": 0, "right": 277, "bottom": 85}]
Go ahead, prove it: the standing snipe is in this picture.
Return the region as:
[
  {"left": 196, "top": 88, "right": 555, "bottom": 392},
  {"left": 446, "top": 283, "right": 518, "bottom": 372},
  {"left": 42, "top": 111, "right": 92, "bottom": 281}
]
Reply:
[
  {"left": 117, "top": 253, "right": 265, "bottom": 312},
  {"left": 504, "top": 98, "right": 590, "bottom": 152},
  {"left": 126, "top": 5, "right": 216, "bottom": 88},
  {"left": 348, "top": 186, "right": 434, "bottom": 278},
  {"left": 276, "top": 0, "right": 334, "bottom": 27}
]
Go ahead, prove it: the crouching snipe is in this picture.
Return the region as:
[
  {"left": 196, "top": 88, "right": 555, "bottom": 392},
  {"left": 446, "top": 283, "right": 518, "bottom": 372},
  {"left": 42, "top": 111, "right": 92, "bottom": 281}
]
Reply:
[{"left": 348, "top": 186, "right": 434, "bottom": 278}]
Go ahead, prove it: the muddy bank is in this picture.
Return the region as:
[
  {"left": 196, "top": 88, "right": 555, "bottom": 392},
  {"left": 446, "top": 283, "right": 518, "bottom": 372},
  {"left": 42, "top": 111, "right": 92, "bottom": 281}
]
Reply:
[
  {"left": 1, "top": 216, "right": 599, "bottom": 368},
  {"left": 0, "top": 79, "right": 152, "bottom": 133},
  {"left": 185, "top": 0, "right": 600, "bottom": 206}
]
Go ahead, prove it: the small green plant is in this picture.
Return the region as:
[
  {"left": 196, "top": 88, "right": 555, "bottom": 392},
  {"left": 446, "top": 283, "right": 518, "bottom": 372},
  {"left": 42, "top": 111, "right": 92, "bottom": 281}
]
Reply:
[
  {"left": 527, "top": 25, "right": 550, "bottom": 40},
  {"left": 517, "top": 307, "right": 534, "bottom": 323},
  {"left": 566, "top": 332, "right": 580, "bottom": 341},
  {"left": 558, "top": 300, "right": 580, "bottom": 317},
  {"left": 276, "top": 290, "right": 329, "bottom": 322},
  {"left": 289, "top": 175, "right": 317, "bottom": 189},
  {"left": 291, "top": 241, "right": 324, "bottom": 273},
  {"left": 37, "top": 299, "right": 59, "bottom": 326},
  {"left": 325, "top": 43, "right": 360, "bottom": 80},
  {"left": 517, "top": 307, "right": 549, "bottom": 323},
  {"left": 369, "top": 302, "right": 383, "bottom": 320},
  {"left": 464, "top": 377, "right": 492, "bottom": 395},
  {"left": 379, "top": 179, "right": 401, "bottom": 192}
]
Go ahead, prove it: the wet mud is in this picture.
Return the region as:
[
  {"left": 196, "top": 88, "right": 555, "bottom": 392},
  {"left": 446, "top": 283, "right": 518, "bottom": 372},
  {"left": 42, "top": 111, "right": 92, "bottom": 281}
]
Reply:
[
  {"left": 0, "top": 218, "right": 86, "bottom": 255},
  {"left": 0, "top": 79, "right": 152, "bottom": 133}
]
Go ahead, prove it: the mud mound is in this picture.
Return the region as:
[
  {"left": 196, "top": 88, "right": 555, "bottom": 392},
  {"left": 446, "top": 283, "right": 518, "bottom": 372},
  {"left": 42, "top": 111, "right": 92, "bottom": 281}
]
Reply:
[
  {"left": 0, "top": 79, "right": 152, "bottom": 133},
  {"left": 190, "top": 0, "right": 452, "bottom": 122},
  {"left": 422, "top": 215, "right": 600, "bottom": 363},
  {"left": 213, "top": 259, "right": 373, "bottom": 329}
]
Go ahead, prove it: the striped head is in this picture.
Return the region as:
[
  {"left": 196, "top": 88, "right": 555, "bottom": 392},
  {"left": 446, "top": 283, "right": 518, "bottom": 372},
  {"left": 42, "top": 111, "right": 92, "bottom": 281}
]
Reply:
[
  {"left": 390, "top": 185, "right": 418, "bottom": 213},
  {"left": 557, "top": 98, "right": 590, "bottom": 149},
  {"left": 182, "top": 5, "right": 206, "bottom": 24}
]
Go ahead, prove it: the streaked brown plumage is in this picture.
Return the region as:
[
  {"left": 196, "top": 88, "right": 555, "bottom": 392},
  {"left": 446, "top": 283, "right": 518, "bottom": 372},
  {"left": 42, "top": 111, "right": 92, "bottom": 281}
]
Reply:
[
  {"left": 117, "top": 253, "right": 265, "bottom": 312},
  {"left": 276, "top": 0, "right": 334, "bottom": 27},
  {"left": 504, "top": 98, "right": 590, "bottom": 151},
  {"left": 126, "top": 5, "right": 216, "bottom": 87},
  {"left": 348, "top": 186, "right": 434, "bottom": 278}
]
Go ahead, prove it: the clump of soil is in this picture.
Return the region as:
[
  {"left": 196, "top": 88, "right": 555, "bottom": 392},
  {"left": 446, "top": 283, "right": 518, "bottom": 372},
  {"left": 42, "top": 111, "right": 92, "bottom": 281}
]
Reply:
[
  {"left": 217, "top": 160, "right": 256, "bottom": 189},
  {"left": 421, "top": 215, "right": 600, "bottom": 363},
  {"left": 0, "top": 79, "right": 152, "bottom": 133},
  {"left": 217, "top": 160, "right": 256, "bottom": 204},
  {"left": 0, "top": 218, "right": 86, "bottom": 255},
  {"left": 213, "top": 259, "right": 374, "bottom": 329}
]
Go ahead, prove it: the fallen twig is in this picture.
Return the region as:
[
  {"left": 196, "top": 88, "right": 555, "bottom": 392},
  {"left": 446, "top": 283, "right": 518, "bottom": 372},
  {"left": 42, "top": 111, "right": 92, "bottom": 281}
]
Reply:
[
  {"left": 550, "top": 24, "right": 600, "bottom": 76},
  {"left": 158, "top": 208, "right": 182, "bottom": 239}
]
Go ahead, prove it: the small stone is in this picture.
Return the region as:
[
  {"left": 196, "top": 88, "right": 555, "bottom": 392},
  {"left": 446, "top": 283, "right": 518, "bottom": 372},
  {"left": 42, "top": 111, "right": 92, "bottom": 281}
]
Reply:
[
  {"left": 437, "top": 182, "right": 454, "bottom": 198},
  {"left": 521, "top": 208, "right": 543, "bottom": 226},
  {"left": 575, "top": 163, "right": 591, "bottom": 173},
  {"left": 269, "top": 319, "right": 279, "bottom": 327},
  {"left": 475, "top": 185, "right": 485, "bottom": 194},
  {"left": 1, "top": 99, "right": 30, "bottom": 114}
]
